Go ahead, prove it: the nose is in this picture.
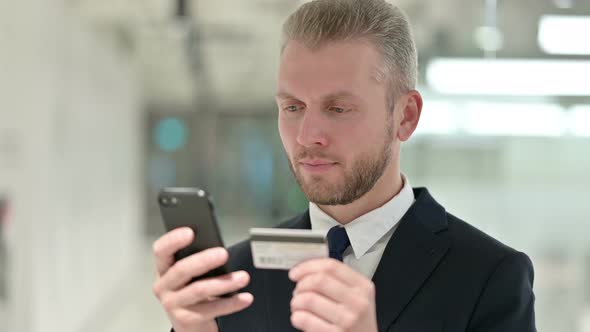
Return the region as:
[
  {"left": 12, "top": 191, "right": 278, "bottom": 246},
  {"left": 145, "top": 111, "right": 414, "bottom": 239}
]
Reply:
[{"left": 296, "top": 108, "right": 328, "bottom": 147}]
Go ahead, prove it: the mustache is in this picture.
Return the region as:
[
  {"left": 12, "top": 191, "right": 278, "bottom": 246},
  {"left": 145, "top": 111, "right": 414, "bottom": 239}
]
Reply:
[{"left": 293, "top": 149, "right": 338, "bottom": 163}]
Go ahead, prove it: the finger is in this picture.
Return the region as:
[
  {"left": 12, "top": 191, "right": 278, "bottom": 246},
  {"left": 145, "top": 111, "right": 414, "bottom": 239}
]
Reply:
[
  {"left": 155, "top": 247, "right": 228, "bottom": 293},
  {"left": 167, "top": 271, "right": 250, "bottom": 308},
  {"left": 290, "top": 310, "right": 337, "bottom": 332},
  {"left": 293, "top": 272, "right": 351, "bottom": 304},
  {"left": 189, "top": 292, "right": 254, "bottom": 320},
  {"left": 291, "top": 291, "right": 344, "bottom": 325},
  {"left": 170, "top": 309, "right": 218, "bottom": 332},
  {"left": 153, "top": 227, "right": 194, "bottom": 276},
  {"left": 289, "top": 258, "right": 365, "bottom": 286}
]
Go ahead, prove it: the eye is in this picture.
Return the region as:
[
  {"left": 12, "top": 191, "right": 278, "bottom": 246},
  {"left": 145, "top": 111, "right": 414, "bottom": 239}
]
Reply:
[
  {"left": 330, "top": 107, "right": 347, "bottom": 114},
  {"left": 284, "top": 105, "right": 301, "bottom": 113}
]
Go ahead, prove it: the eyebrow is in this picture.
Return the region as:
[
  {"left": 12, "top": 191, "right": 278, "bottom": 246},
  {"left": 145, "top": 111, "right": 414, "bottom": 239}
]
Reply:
[
  {"left": 275, "top": 90, "right": 359, "bottom": 102},
  {"left": 275, "top": 91, "right": 298, "bottom": 100}
]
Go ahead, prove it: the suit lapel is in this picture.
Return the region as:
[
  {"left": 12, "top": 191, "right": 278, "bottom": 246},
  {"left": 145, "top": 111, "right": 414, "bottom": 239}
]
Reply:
[
  {"left": 372, "top": 188, "right": 451, "bottom": 332},
  {"left": 263, "top": 212, "right": 311, "bottom": 332}
]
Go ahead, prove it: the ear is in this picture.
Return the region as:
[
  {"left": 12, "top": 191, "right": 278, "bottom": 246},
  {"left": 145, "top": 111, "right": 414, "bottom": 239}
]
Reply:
[{"left": 397, "top": 90, "right": 423, "bottom": 142}]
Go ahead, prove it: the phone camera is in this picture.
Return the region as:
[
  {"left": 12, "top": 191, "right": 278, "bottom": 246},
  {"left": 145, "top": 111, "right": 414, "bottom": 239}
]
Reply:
[{"left": 159, "top": 195, "right": 180, "bottom": 207}]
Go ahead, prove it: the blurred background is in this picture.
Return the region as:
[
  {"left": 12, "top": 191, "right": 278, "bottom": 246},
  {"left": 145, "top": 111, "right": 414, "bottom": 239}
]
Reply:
[{"left": 0, "top": 0, "right": 589, "bottom": 331}]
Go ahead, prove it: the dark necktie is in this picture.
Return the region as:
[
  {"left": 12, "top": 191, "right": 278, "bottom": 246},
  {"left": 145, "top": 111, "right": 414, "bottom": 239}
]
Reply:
[{"left": 326, "top": 226, "right": 351, "bottom": 262}]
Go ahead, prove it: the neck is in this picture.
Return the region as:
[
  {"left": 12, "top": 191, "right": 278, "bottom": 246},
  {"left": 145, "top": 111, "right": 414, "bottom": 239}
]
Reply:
[{"left": 317, "top": 164, "right": 403, "bottom": 225}]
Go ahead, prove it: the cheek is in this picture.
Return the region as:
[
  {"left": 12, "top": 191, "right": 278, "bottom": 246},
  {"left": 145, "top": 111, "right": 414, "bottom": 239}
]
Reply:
[
  {"left": 341, "top": 118, "right": 375, "bottom": 142},
  {"left": 342, "top": 119, "right": 388, "bottom": 152}
]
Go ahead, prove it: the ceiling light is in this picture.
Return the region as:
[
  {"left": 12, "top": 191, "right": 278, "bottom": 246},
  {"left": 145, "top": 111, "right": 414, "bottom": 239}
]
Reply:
[
  {"left": 462, "top": 102, "right": 566, "bottom": 136},
  {"left": 426, "top": 58, "right": 590, "bottom": 96},
  {"left": 539, "top": 15, "right": 590, "bottom": 55}
]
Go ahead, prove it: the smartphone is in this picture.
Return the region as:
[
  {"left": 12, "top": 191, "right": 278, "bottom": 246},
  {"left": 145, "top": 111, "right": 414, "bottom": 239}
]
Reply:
[{"left": 158, "top": 187, "right": 232, "bottom": 281}]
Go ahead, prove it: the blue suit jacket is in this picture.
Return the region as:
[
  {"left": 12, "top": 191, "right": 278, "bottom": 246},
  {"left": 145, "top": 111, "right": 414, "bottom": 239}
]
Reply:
[{"left": 211, "top": 187, "right": 536, "bottom": 331}]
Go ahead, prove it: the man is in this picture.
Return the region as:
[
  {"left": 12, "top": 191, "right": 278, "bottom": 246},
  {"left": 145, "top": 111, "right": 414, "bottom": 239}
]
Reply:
[{"left": 152, "top": 0, "right": 536, "bottom": 331}]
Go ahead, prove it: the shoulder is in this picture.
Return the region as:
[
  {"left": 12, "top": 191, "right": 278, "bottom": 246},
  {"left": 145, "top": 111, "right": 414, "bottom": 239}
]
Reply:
[
  {"left": 412, "top": 187, "right": 528, "bottom": 269},
  {"left": 275, "top": 212, "right": 310, "bottom": 228},
  {"left": 445, "top": 212, "right": 523, "bottom": 262},
  {"left": 444, "top": 215, "right": 536, "bottom": 330},
  {"left": 442, "top": 212, "right": 534, "bottom": 285}
]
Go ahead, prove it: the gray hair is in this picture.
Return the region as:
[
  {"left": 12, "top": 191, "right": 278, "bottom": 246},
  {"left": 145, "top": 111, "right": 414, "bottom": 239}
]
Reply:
[{"left": 281, "top": 0, "right": 418, "bottom": 107}]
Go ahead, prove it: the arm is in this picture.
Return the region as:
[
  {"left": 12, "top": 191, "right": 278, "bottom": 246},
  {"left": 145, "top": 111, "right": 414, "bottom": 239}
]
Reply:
[{"left": 467, "top": 251, "right": 536, "bottom": 332}]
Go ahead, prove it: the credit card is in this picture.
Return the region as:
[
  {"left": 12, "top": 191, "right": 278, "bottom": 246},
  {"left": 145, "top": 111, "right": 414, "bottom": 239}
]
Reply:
[{"left": 249, "top": 228, "right": 328, "bottom": 270}]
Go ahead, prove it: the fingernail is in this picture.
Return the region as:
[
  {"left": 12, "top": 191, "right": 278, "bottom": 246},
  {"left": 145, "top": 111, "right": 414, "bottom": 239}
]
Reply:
[
  {"left": 180, "top": 227, "right": 193, "bottom": 238},
  {"left": 238, "top": 292, "right": 254, "bottom": 303},
  {"left": 215, "top": 247, "right": 228, "bottom": 258},
  {"left": 236, "top": 271, "right": 248, "bottom": 281}
]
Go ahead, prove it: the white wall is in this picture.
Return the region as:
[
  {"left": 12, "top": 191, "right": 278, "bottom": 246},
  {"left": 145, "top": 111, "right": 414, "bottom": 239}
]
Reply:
[{"left": 0, "top": 1, "right": 143, "bottom": 331}]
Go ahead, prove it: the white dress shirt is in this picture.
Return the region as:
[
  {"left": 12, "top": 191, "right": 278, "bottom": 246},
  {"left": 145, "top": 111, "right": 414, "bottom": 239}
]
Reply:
[{"left": 309, "top": 175, "right": 415, "bottom": 279}]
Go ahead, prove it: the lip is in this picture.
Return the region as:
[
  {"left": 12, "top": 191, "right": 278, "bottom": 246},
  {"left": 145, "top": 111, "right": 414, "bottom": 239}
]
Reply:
[
  {"left": 299, "top": 159, "right": 336, "bottom": 166},
  {"left": 298, "top": 159, "right": 337, "bottom": 172}
]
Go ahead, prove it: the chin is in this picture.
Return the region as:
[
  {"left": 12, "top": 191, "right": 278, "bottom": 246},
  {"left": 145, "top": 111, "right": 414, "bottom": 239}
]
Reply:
[{"left": 302, "top": 184, "right": 344, "bottom": 203}]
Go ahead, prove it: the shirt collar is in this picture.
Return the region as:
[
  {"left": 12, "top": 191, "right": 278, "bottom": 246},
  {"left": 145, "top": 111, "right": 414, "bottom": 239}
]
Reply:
[{"left": 309, "top": 174, "right": 415, "bottom": 259}]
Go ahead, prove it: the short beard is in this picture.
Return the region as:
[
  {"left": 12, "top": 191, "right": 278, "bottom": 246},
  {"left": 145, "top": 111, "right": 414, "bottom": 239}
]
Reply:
[{"left": 287, "top": 123, "right": 394, "bottom": 206}]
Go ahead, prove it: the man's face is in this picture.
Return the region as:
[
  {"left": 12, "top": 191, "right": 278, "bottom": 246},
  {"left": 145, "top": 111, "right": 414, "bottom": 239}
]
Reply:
[{"left": 276, "top": 39, "right": 396, "bottom": 205}]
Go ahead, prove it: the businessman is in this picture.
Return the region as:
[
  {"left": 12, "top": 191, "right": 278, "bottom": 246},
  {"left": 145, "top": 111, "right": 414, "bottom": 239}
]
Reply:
[{"left": 152, "top": 0, "right": 536, "bottom": 331}]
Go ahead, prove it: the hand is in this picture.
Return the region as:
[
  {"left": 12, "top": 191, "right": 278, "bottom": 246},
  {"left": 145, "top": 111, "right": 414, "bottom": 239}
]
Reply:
[
  {"left": 152, "top": 227, "right": 253, "bottom": 332},
  {"left": 289, "top": 258, "right": 378, "bottom": 332}
]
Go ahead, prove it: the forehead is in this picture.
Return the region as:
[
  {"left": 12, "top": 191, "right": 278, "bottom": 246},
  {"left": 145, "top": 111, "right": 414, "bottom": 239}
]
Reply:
[{"left": 277, "top": 40, "right": 384, "bottom": 97}]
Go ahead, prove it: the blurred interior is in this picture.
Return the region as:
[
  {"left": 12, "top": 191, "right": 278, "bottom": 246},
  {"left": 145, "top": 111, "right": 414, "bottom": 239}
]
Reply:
[{"left": 1, "top": 0, "right": 589, "bottom": 331}]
